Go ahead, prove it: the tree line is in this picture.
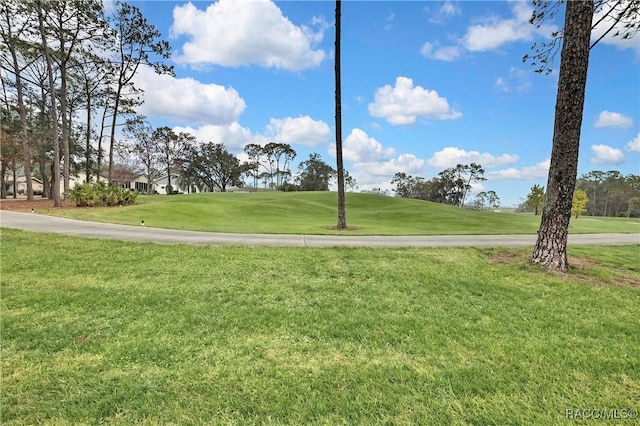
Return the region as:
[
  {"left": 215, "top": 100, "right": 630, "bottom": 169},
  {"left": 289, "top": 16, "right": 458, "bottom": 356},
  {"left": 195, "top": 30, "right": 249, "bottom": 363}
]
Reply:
[
  {"left": 390, "top": 163, "right": 500, "bottom": 209},
  {"left": 118, "top": 119, "right": 352, "bottom": 194},
  {"left": 576, "top": 170, "right": 640, "bottom": 217},
  {"left": 1, "top": 0, "right": 352, "bottom": 202},
  {"left": 1, "top": 0, "right": 172, "bottom": 205},
  {"left": 522, "top": 170, "right": 640, "bottom": 218}
]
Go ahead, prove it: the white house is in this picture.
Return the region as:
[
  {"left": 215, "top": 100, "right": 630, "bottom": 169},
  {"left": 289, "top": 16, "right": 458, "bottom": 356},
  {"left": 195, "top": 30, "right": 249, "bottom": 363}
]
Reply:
[
  {"left": 155, "top": 173, "right": 204, "bottom": 194},
  {"left": 70, "top": 173, "right": 154, "bottom": 194},
  {"left": 5, "top": 176, "right": 44, "bottom": 195}
]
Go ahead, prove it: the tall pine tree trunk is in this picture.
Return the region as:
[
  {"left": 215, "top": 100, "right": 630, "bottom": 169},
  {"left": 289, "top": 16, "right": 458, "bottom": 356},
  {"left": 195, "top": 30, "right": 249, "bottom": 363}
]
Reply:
[
  {"left": 85, "top": 82, "right": 92, "bottom": 182},
  {"left": 2, "top": 4, "right": 34, "bottom": 200},
  {"left": 532, "top": 0, "right": 594, "bottom": 271},
  {"left": 97, "top": 102, "right": 110, "bottom": 181},
  {"left": 108, "top": 88, "right": 121, "bottom": 183},
  {"left": 9, "top": 47, "right": 33, "bottom": 200},
  {"left": 37, "top": 0, "right": 61, "bottom": 207},
  {"left": 60, "top": 66, "right": 70, "bottom": 195},
  {"left": 335, "top": 0, "right": 346, "bottom": 229}
]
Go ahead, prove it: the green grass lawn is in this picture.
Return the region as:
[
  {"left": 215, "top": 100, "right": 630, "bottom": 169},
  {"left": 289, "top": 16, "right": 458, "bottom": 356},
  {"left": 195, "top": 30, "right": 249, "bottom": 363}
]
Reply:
[
  {"left": 2, "top": 228, "right": 638, "bottom": 425},
  {"left": 37, "top": 191, "right": 640, "bottom": 235}
]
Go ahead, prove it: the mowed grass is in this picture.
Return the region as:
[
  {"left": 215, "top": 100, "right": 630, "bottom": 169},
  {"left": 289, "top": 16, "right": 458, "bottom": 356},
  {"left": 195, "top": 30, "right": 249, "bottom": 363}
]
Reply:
[
  {"left": 37, "top": 191, "right": 640, "bottom": 235},
  {"left": 2, "top": 228, "right": 639, "bottom": 425}
]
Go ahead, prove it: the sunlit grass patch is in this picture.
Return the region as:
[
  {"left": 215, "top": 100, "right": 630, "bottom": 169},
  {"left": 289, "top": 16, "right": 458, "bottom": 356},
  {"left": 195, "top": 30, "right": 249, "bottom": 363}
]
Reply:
[{"left": 2, "top": 229, "right": 638, "bottom": 424}]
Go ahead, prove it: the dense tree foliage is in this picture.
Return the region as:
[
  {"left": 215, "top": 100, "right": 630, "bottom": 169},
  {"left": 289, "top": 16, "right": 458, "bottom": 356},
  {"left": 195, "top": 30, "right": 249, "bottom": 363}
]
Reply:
[
  {"left": 115, "top": 128, "right": 352, "bottom": 195},
  {"left": 390, "top": 173, "right": 430, "bottom": 199},
  {"left": 576, "top": 171, "right": 640, "bottom": 217},
  {"left": 243, "top": 142, "right": 296, "bottom": 190},
  {"left": 391, "top": 164, "right": 491, "bottom": 208},
  {"left": 524, "top": 184, "right": 546, "bottom": 215},
  {"left": 152, "top": 127, "right": 194, "bottom": 194},
  {"left": 123, "top": 117, "right": 159, "bottom": 194},
  {"left": 106, "top": 2, "right": 172, "bottom": 182},
  {"left": 519, "top": 172, "right": 640, "bottom": 217},
  {"left": 474, "top": 191, "right": 500, "bottom": 210},
  {"left": 296, "top": 153, "right": 336, "bottom": 191},
  {"left": 571, "top": 189, "right": 589, "bottom": 218},
  {"left": 184, "top": 142, "right": 248, "bottom": 192},
  {"left": 1, "top": 0, "right": 34, "bottom": 199},
  {"left": 0, "top": 0, "right": 171, "bottom": 202}
]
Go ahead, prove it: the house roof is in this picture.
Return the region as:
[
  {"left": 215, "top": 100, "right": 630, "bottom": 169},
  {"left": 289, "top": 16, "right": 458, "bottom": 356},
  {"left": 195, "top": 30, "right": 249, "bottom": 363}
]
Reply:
[{"left": 15, "top": 176, "right": 43, "bottom": 184}]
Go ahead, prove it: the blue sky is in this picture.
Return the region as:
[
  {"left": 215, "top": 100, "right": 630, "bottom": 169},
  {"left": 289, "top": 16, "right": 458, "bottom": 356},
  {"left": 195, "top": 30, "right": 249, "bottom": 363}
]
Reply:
[{"left": 121, "top": 0, "right": 639, "bottom": 206}]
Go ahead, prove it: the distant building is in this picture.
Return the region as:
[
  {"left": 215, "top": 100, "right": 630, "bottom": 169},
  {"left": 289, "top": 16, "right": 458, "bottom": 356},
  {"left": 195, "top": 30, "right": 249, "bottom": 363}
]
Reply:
[
  {"left": 5, "top": 176, "right": 44, "bottom": 195},
  {"left": 155, "top": 173, "right": 206, "bottom": 194},
  {"left": 70, "top": 172, "right": 153, "bottom": 194}
]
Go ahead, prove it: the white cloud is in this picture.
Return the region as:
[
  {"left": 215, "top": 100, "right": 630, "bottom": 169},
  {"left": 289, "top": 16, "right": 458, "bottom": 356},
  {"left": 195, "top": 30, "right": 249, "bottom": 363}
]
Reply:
[
  {"left": 494, "top": 67, "right": 532, "bottom": 92},
  {"left": 327, "top": 129, "right": 421, "bottom": 191},
  {"left": 427, "top": 147, "right": 519, "bottom": 169},
  {"left": 331, "top": 132, "right": 425, "bottom": 189},
  {"left": 463, "top": 20, "right": 528, "bottom": 52},
  {"left": 368, "top": 76, "right": 462, "bottom": 125},
  {"left": 590, "top": 144, "right": 625, "bottom": 165},
  {"left": 173, "top": 116, "right": 332, "bottom": 154},
  {"left": 488, "top": 159, "right": 550, "bottom": 180},
  {"left": 462, "top": 2, "right": 549, "bottom": 51},
  {"left": 626, "top": 133, "right": 640, "bottom": 153},
  {"left": 422, "top": 2, "right": 556, "bottom": 61},
  {"left": 420, "top": 42, "right": 461, "bottom": 61},
  {"left": 591, "top": 2, "right": 640, "bottom": 53},
  {"left": 172, "top": 122, "right": 258, "bottom": 151},
  {"left": 352, "top": 154, "right": 426, "bottom": 181},
  {"left": 266, "top": 116, "right": 330, "bottom": 147},
  {"left": 440, "top": 1, "right": 461, "bottom": 18},
  {"left": 334, "top": 128, "right": 395, "bottom": 162},
  {"left": 135, "top": 66, "right": 245, "bottom": 126},
  {"left": 494, "top": 77, "right": 508, "bottom": 91},
  {"left": 384, "top": 11, "right": 395, "bottom": 31},
  {"left": 427, "top": 1, "right": 461, "bottom": 24},
  {"left": 171, "top": 0, "right": 327, "bottom": 71},
  {"left": 594, "top": 110, "right": 634, "bottom": 128}
]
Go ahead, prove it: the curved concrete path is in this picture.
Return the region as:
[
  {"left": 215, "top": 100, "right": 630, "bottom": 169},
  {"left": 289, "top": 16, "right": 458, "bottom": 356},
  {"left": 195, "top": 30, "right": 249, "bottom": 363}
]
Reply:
[{"left": 1, "top": 210, "right": 639, "bottom": 248}]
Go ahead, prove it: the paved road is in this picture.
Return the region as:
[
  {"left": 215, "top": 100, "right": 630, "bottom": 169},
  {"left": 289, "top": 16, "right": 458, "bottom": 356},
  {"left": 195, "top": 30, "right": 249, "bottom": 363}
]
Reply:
[{"left": 1, "top": 210, "right": 639, "bottom": 248}]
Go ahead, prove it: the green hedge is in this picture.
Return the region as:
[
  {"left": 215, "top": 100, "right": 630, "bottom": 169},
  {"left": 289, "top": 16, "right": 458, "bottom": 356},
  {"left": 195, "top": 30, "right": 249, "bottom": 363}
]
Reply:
[{"left": 66, "top": 181, "right": 137, "bottom": 207}]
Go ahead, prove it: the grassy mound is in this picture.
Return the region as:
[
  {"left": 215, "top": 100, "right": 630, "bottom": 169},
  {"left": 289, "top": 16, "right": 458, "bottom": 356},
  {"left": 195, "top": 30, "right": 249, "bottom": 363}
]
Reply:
[{"left": 39, "top": 191, "right": 640, "bottom": 235}]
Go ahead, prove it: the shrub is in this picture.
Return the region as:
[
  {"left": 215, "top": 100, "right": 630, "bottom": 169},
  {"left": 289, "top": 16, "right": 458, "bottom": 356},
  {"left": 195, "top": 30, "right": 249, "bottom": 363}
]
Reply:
[
  {"left": 67, "top": 182, "right": 137, "bottom": 207},
  {"left": 279, "top": 183, "right": 300, "bottom": 192}
]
